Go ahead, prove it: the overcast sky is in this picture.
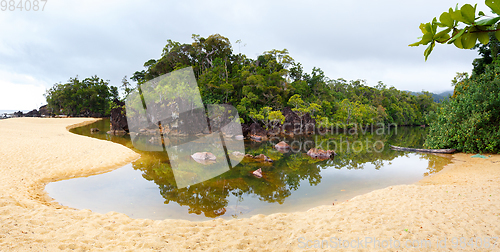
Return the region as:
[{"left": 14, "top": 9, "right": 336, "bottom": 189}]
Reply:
[{"left": 0, "top": 0, "right": 491, "bottom": 110}]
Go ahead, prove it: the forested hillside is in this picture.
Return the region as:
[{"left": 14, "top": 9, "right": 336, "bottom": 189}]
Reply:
[{"left": 130, "top": 34, "right": 437, "bottom": 128}]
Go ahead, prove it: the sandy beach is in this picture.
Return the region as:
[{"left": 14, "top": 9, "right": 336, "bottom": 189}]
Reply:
[{"left": 0, "top": 118, "right": 499, "bottom": 251}]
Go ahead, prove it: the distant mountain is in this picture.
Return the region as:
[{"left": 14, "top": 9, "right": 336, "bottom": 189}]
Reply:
[{"left": 407, "top": 90, "right": 453, "bottom": 103}]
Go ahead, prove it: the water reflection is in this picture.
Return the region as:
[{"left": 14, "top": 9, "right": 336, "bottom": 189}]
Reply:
[{"left": 54, "top": 120, "right": 452, "bottom": 220}]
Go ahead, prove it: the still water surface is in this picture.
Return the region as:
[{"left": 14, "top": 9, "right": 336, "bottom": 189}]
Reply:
[{"left": 46, "top": 119, "right": 452, "bottom": 221}]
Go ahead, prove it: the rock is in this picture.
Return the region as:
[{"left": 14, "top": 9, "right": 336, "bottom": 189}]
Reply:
[
  {"left": 106, "top": 130, "right": 127, "bottom": 136},
  {"left": 274, "top": 141, "right": 290, "bottom": 150},
  {"left": 241, "top": 123, "right": 251, "bottom": 136},
  {"left": 254, "top": 154, "right": 273, "bottom": 163},
  {"left": 281, "top": 107, "right": 301, "bottom": 135},
  {"left": 302, "top": 113, "right": 316, "bottom": 134},
  {"left": 252, "top": 168, "right": 263, "bottom": 178},
  {"left": 39, "top": 105, "right": 50, "bottom": 117},
  {"left": 25, "top": 109, "right": 40, "bottom": 117},
  {"left": 249, "top": 123, "right": 268, "bottom": 141},
  {"left": 244, "top": 154, "right": 254, "bottom": 158},
  {"left": 191, "top": 152, "right": 216, "bottom": 161},
  {"left": 281, "top": 107, "right": 316, "bottom": 135},
  {"left": 234, "top": 135, "right": 244, "bottom": 140},
  {"left": 231, "top": 151, "right": 245, "bottom": 157},
  {"left": 109, "top": 99, "right": 129, "bottom": 133},
  {"left": 306, "top": 148, "right": 335, "bottom": 159},
  {"left": 90, "top": 128, "right": 100, "bottom": 133},
  {"left": 191, "top": 152, "right": 217, "bottom": 165}
]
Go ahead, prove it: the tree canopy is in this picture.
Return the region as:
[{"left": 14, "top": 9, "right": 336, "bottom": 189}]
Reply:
[
  {"left": 410, "top": 0, "right": 500, "bottom": 60},
  {"left": 132, "top": 34, "right": 437, "bottom": 128},
  {"left": 413, "top": 1, "right": 500, "bottom": 153},
  {"left": 44, "top": 76, "right": 118, "bottom": 116}
]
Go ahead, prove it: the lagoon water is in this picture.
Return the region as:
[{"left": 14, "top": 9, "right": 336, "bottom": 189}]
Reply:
[{"left": 46, "top": 119, "right": 452, "bottom": 221}]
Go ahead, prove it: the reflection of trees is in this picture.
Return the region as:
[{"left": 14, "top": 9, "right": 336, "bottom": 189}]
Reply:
[{"left": 73, "top": 119, "right": 450, "bottom": 218}]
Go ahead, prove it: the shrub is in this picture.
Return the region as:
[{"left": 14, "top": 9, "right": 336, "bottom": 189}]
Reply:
[{"left": 425, "top": 61, "right": 500, "bottom": 153}]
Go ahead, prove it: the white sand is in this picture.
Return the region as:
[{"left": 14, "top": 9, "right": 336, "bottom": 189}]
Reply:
[{"left": 0, "top": 118, "right": 499, "bottom": 251}]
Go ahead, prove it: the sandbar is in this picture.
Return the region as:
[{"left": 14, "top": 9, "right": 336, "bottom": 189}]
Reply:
[{"left": 0, "top": 118, "right": 499, "bottom": 251}]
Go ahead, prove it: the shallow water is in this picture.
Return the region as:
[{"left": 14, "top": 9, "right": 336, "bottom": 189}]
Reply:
[{"left": 46, "top": 120, "right": 452, "bottom": 221}]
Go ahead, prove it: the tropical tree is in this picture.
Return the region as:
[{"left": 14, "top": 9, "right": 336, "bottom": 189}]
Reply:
[
  {"left": 409, "top": 0, "right": 500, "bottom": 60},
  {"left": 45, "top": 76, "right": 118, "bottom": 116}
]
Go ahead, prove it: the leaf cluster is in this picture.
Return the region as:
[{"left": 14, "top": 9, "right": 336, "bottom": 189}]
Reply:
[{"left": 410, "top": 1, "right": 500, "bottom": 60}]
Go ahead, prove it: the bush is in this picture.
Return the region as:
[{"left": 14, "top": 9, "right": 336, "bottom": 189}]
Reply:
[{"left": 425, "top": 61, "right": 500, "bottom": 153}]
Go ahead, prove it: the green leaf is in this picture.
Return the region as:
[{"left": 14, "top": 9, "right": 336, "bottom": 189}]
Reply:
[
  {"left": 460, "top": 4, "right": 475, "bottom": 24},
  {"left": 421, "top": 32, "right": 434, "bottom": 45},
  {"left": 436, "top": 33, "right": 451, "bottom": 43},
  {"left": 461, "top": 32, "right": 477, "bottom": 49},
  {"left": 448, "top": 29, "right": 466, "bottom": 44},
  {"left": 454, "top": 36, "right": 464, "bottom": 48},
  {"left": 486, "top": 0, "right": 500, "bottom": 15},
  {"left": 495, "top": 30, "right": 500, "bottom": 42},
  {"left": 409, "top": 41, "right": 422, "bottom": 47},
  {"left": 479, "top": 11, "right": 485, "bottom": 16},
  {"left": 424, "top": 42, "right": 435, "bottom": 61},
  {"left": 424, "top": 22, "right": 433, "bottom": 34},
  {"left": 477, "top": 32, "right": 490, "bottom": 45},
  {"left": 419, "top": 23, "right": 427, "bottom": 34},
  {"left": 431, "top": 17, "right": 438, "bottom": 34},
  {"left": 439, "top": 12, "right": 454, "bottom": 27},
  {"left": 475, "top": 16, "right": 500, "bottom": 26},
  {"left": 434, "top": 27, "right": 452, "bottom": 40},
  {"left": 450, "top": 9, "right": 467, "bottom": 24}
]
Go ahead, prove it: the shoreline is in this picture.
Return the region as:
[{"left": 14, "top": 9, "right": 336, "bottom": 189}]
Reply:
[{"left": 0, "top": 118, "right": 499, "bottom": 251}]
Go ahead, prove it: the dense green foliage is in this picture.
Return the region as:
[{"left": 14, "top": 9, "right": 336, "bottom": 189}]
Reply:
[
  {"left": 132, "top": 34, "right": 437, "bottom": 127},
  {"left": 425, "top": 60, "right": 500, "bottom": 153},
  {"left": 411, "top": 1, "right": 500, "bottom": 153},
  {"left": 410, "top": 0, "right": 500, "bottom": 60},
  {"left": 45, "top": 76, "right": 119, "bottom": 116}
]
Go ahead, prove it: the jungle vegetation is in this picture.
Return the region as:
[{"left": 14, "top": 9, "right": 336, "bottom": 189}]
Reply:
[
  {"left": 411, "top": 0, "right": 500, "bottom": 153},
  {"left": 130, "top": 34, "right": 438, "bottom": 128}
]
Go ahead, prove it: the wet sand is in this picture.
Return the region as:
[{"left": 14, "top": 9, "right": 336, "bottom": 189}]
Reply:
[{"left": 0, "top": 118, "right": 499, "bottom": 251}]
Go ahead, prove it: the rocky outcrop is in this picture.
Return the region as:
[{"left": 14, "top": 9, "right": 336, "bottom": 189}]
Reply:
[
  {"left": 281, "top": 107, "right": 301, "bottom": 135},
  {"left": 249, "top": 123, "right": 268, "bottom": 141},
  {"left": 280, "top": 107, "right": 316, "bottom": 135},
  {"left": 241, "top": 123, "right": 251, "bottom": 137},
  {"left": 306, "top": 148, "right": 336, "bottom": 159},
  {"left": 302, "top": 113, "right": 316, "bottom": 134},
  {"left": 109, "top": 99, "right": 128, "bottom": 135},
  {"left": 25, "top": 109, "right": 40, "bottom": 117},
  {"left": 39, "top": 105, "right": 50, "bottom": 117}
]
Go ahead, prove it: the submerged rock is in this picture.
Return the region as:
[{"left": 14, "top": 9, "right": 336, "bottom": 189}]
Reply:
[
  {"left": 307, "top": 148, "right": 335, "bottom": 159},
  {"left": 191, "top": 152, "right": 216, "bottom": 161},
  {"left": 252, "top": 168, "right": 263, "bottom": 178},
  {"left": 191, "top": 152, "right": 217, "bottom": 165},
  {"left": 106, "top": 129, "right": 127, "bottom": 136},
  {"left": 231, "top": 151, "right": 245, "bottom": 157},
  {"left": 254, "top": 154, "right": 273, "bottom": 163},
  {"left": 90, "top": 128, "right": 100, "bottom": 133},
  {"left": 274, "top": 141, "right": 290, "bottom": 150}
]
